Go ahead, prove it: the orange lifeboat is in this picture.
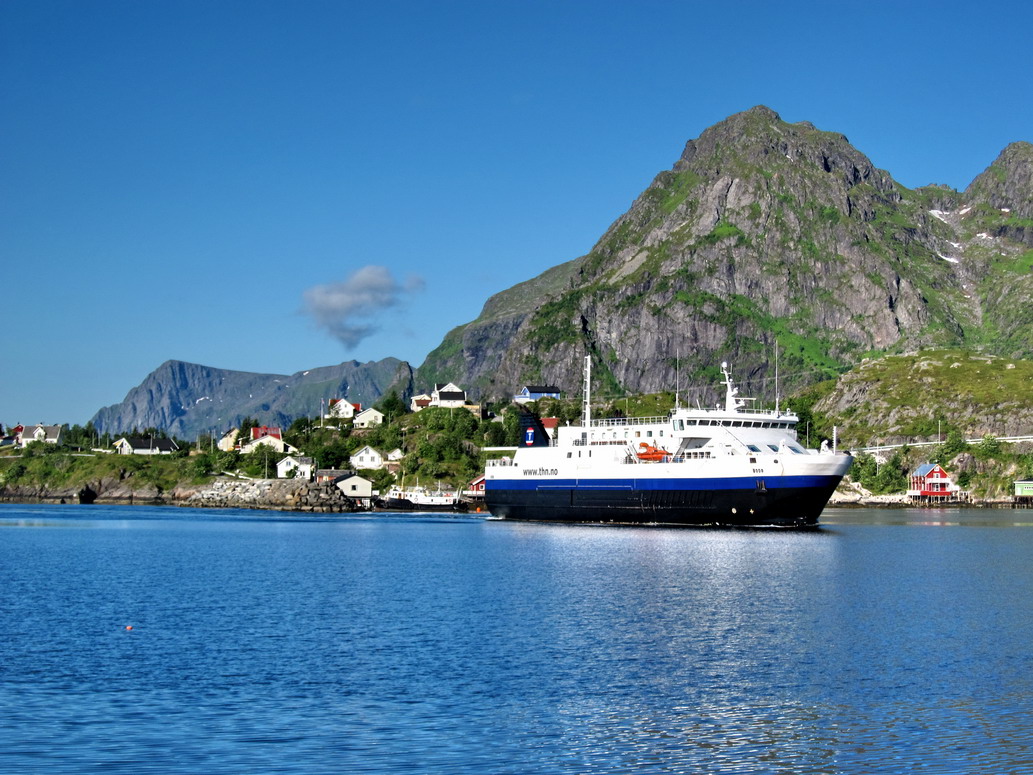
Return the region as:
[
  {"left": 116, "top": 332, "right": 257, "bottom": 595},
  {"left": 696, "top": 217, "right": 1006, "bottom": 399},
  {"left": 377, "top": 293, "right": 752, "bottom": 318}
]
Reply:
[{"left": 636, "top": 443, "right": 670, "bottom": 462}]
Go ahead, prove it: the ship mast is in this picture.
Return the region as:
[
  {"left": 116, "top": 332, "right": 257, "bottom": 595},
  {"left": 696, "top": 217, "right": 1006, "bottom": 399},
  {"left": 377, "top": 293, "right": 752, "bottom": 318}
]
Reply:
[
  {"left": 721, "top": 361, "right": 743, "bottom": 412},
  {"left": 582, "top": 355, "right": 592, "bottom": 426}
]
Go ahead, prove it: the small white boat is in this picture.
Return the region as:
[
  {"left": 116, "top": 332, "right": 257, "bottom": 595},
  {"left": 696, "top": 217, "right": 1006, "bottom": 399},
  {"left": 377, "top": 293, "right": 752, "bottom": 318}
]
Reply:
[{"left": 377, "top": 483, "right": 466, "bottom": 512}]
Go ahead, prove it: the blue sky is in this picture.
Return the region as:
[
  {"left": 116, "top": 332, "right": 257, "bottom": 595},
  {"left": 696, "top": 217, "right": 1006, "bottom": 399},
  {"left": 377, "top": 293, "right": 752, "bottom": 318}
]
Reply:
[{"left": 3, "top": 0, "right": 1031, "bottom": 427}]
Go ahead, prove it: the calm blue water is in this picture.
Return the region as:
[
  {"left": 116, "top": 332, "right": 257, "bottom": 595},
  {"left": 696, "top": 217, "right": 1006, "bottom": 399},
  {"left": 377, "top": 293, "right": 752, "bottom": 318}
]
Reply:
[{"left": 1, "top": 504, "right": 1032, "bottom": 774}]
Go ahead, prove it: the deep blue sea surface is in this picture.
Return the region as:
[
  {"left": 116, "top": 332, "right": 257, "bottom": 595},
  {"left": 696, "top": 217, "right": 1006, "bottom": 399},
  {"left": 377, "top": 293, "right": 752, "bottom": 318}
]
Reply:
[{"left": 1, "top": 503, "right": 1032, "bottom": 774}]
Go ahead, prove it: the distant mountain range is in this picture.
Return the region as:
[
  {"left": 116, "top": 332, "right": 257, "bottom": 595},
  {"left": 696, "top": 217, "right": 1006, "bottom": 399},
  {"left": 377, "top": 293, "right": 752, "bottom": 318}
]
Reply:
[
  {"left": 90, "top": 358, "right": 413, "bottom": 438},
  {"left": 92, "top": 106, "right": 1033, "bottom": 437}
]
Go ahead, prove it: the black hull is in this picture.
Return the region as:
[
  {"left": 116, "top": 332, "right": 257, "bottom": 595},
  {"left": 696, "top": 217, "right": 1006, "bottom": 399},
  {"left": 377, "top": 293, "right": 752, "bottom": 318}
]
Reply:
[
  {"left": 375, "top": 497, "right": 467, "bottom": 513},
  {"left": 484, "top": 484, "right": 839, "bottom": 528}
]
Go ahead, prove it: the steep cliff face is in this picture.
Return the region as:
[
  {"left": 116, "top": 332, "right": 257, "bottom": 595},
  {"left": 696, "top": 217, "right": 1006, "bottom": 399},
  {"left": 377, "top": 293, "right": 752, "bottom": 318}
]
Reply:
[
  {"left": 417, "top": 107, "right": 1032, "bottom": 402},
  {"left": 91, "top": 358, "right": 413, "bottom": 438},
  {"left": 966, "top": 142, "right": 1033, "bottom": 223}
]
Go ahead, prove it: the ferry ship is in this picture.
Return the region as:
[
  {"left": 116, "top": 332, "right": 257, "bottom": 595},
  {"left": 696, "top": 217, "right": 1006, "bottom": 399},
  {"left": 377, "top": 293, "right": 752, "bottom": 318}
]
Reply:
[{"left": 484, "top": 358, "right": 852, "bottom": 527}]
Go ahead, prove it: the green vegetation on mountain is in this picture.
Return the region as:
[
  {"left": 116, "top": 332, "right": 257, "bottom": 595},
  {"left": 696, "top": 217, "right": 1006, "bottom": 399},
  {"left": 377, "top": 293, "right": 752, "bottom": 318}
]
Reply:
[
  {"left": 812, "top": 349, "right": 1033, "bottom": 448},
  {"left": 416, "top": 108, "right": 1033, "bottom": 426}
]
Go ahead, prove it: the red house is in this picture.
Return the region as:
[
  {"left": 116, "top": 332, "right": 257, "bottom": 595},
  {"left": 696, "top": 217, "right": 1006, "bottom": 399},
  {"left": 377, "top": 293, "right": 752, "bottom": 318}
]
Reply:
[
  {"left": 908, "top": 463, "right": 958, "bottom": 500},
  {"left": 251, "top": 426, "right": 282, "bottom": 441},
  {"left": 541, "top": 417, "right": 560, "bottom": 440}
]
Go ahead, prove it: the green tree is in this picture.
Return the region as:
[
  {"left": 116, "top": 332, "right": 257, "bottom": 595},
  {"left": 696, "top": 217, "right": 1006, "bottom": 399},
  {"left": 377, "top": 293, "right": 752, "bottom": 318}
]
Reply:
[
  {"left": 241, "top": 443, "right": 281, "bottom": 478},
  {"left": 502, "top": 409, "right": 522, "bottom": 446},
  {"left": 314, "top": 440, "right": 351, "bottom": 470},
  {"left": 192, "top": 454, "right": 215, "bottom": 478},
  {"left": 874, "top": 451, "right": 908, "bottom": 493},
  {"left": 238, "top": 417, "right": 260, "bottom": 442},
  {"left": 3, "top": 461, "right": 27, "bottom": 483},
  {"left": 973, "top": 435, "right": 1002, "bottom": 460},
  {"left": 375, "top": 391, "right": 406, "bottom": 422},
  {"left": 938, "top": 429, "right": 969, "bottom": 461},
  {"left": 483, "top": 422, "right": 507, "bottom": 446},
  {"left": 283, "top": 416, "right": 314, "bottom": 449}
]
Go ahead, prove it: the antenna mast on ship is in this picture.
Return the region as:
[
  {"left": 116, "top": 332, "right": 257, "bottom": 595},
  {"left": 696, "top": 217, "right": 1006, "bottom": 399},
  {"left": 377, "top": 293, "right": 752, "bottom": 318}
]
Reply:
[
  {"left": 582, "top": 355, "right": 592, "bottom": 426},
  {"left": 675, "top": 348, "right": 680, "bottom": 410},
  {"left": 774, "top": 341, "right": 780, "bottom": 415}
]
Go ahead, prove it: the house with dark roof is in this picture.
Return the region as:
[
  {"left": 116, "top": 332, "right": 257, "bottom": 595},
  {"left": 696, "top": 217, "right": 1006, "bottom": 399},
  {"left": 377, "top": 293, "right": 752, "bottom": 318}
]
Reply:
[
  {"left": 336, "top": 474, "right": 374, "bottom": 507},
  {"left": 277, "top": 455, "right": 315, "bottom": 480},
  {"left": 514, "top": 385, "right": 562, "bottom": 403},
  {"left": 113, "top": 436, "right": 179, "bottom": 455},
  {"left": 18, "top": 424, "right": 63, "bottom": 448},
  {"left": 431, "top": 382, "right": 467, "bottom": 408},
  {"left": 314, "top": 468, "right": 352, "bottom": 484}
]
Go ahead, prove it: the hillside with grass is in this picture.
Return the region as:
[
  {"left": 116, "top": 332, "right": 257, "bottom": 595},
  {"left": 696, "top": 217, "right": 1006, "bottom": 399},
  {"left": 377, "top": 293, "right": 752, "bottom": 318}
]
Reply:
[
  {"left": 808, "top": 349, "right": 1033, "bottom": 449},
  {"left": 417, "top": 108, "right": 1033, "bottom": 411}
]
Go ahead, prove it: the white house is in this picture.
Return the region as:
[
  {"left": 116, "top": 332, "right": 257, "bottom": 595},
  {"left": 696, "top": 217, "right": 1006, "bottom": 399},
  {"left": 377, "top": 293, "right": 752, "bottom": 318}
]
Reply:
[
  {"left": 217, "top": 429, "right": 239, "bottom": 452},
  {"left": 240, "top": 435, "right": 299, "bottom": 456},
  {"left": 431, "top": 383, "right": 467, "bottom": 408},
  {"left": 387, "top": 448, "right": 404, "bottom": 461},
  {"left": 349, "top": 445, "right": 384, "bottom": 470},
  {"left": 325, "top": 399, "right": 361, "bottom": 420},
  {"left": 17, "top": 424, "right": 62, "bottom": 447},
  {"left": 277, "top": 455, "right": 315, "bottom": 480},
  {"left": 353, "top": 407, "right": 384, "bottom": 428},
  {"left": 410, "top": 393, "right": 432, "bottom": 412},
  {"left": 113, "top": 436, "right": 179, "bottom": 455},
  {"left": 336, "top": 474, "right": 374, "bottom": 506}
]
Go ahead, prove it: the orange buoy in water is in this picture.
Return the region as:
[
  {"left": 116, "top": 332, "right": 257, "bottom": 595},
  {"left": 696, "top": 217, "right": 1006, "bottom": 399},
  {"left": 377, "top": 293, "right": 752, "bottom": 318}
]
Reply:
[{"left": 125, "top": 625, "right": 133, "bottom": 631}]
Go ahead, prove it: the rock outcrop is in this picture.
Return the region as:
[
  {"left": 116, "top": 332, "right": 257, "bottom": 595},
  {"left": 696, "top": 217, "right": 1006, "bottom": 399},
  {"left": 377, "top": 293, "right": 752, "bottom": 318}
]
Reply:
[
  {"left": 91, "top": 357, "right": 414, "bottom": 439},
  {"left": 1, "top": 476, "right": 359, "bottom": 513},
  {"left": 416, "top": 106, "right": 1033, "bottom": 406}
]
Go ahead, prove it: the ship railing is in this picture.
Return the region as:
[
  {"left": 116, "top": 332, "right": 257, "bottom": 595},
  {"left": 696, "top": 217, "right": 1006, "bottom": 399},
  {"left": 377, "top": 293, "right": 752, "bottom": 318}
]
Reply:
[
  {"left": 590, "top": 416, "right": 668, "bottom": 428},
  {"left": 486, "top": 458, "right": 515, "bottom": 468},
  {"left": 622, "top": 450, "right": 716, "bottom": 464}
]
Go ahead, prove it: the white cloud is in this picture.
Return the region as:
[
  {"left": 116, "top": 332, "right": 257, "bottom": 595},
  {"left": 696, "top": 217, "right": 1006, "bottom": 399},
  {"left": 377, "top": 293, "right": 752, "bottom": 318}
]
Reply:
[{"left": 302, "top": 265, "right": 425, "bottom": 348}]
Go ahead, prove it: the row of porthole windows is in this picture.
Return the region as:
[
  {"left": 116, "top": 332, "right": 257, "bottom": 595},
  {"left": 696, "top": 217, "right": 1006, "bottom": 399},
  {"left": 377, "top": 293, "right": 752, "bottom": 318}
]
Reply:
[{"left": 589, "top": 430, "right": 664, "bottom": 441}]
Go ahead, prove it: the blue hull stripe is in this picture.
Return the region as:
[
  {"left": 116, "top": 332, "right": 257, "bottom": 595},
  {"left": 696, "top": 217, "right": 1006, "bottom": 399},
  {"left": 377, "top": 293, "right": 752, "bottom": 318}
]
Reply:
[{"left": 486, "top": 475, "right": 838, "bottom": 492}]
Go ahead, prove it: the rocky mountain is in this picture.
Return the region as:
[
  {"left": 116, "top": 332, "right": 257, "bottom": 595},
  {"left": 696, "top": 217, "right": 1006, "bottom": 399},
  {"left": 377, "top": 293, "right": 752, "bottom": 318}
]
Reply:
[
  {"left": 91, "top": 358, "right": 413, "bottom": 439},
  {"left": 416, "top": 107, "right": 1033, "bottom": 406},
  {"left": 809, "top": 349, "right": 1033, "bottom": 448}
]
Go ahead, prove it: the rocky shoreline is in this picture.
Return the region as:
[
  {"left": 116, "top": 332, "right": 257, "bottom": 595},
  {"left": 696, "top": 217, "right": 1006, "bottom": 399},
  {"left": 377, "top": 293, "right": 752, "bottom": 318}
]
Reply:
[
  {"left": 1, "top": 477, "right": 1020, "bottom": 513},
  {"left": 826, "top": 481, "right": 1016, "bottom": 508},
  {"left": 0, "top": 476, "right": 361, "bottom": 513}
]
